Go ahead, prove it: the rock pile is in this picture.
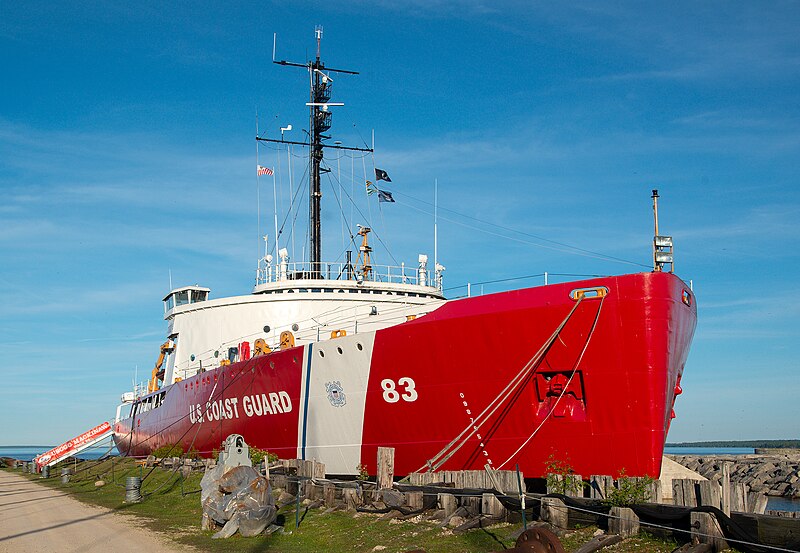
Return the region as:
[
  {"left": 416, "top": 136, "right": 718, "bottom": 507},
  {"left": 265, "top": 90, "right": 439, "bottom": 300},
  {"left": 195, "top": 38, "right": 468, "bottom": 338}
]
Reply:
[{"left": 669, "top": 454, "right": 800, "bottom": 498}]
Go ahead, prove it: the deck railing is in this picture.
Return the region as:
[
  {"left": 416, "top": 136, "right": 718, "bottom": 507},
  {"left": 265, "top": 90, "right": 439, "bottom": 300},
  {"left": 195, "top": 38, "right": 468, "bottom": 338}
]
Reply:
[{"left": 256, "top": 260, "right": 439, "bottom": 289}]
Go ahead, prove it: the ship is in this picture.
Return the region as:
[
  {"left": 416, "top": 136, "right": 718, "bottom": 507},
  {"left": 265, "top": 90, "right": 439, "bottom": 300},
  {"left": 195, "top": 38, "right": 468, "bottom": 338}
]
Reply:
[{"left": 112, "top": 28, "right": 697, "bottom": 480}]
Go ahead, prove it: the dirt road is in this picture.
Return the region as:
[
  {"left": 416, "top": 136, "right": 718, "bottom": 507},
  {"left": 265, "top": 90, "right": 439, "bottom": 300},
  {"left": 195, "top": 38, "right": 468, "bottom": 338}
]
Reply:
[{"left": 0, "top": 470, "right": 191, "bottom": 553}]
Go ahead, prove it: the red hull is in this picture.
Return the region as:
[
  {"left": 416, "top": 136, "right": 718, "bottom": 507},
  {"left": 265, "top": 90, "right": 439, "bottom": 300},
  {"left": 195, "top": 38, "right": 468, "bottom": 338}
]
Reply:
[{"left": 114, "top": 271, "right": 695, "bottom": 479}]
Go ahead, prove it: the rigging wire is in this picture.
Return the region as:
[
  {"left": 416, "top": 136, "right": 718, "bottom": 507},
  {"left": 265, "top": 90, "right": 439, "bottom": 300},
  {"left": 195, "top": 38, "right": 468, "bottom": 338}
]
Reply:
[
  {"left": 391, "top": 189, "right": 650, "bottom": 269},
  {"left": 497, "top": 295, "right": 604, "bottom": 470},
  {"left": 322, "top": 160, "right": 400, "bottom": 266},
  {"left": 416, "top": 297, "right": 585, "bottom": 474},
  {"left": 276, "top": 147, "right": 646, "bottom": 272}
]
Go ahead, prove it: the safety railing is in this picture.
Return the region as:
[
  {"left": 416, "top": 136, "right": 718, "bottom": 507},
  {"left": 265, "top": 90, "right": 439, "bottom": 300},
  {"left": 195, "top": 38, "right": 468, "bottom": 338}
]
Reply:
[{"left": 255, "top": 261, "right": 431, "bottom": 287}]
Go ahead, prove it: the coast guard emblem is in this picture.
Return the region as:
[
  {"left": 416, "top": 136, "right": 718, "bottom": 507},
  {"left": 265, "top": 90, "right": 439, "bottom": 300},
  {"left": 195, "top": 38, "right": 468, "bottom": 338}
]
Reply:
[{"left": 326, "top": 381, "right": 347, "bottom": 407}]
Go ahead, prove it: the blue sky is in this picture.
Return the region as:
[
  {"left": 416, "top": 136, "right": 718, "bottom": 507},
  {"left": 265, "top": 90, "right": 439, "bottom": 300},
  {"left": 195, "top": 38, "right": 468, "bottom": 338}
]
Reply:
[{"left": 1, "top": 2, "right": 798, "bottom": 446}]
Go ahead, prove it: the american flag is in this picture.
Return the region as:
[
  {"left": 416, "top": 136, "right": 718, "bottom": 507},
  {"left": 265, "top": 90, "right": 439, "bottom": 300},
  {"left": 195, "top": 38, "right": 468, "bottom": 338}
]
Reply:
[{"left": 257, "top": 165, "right": 273, "bottom": 176}]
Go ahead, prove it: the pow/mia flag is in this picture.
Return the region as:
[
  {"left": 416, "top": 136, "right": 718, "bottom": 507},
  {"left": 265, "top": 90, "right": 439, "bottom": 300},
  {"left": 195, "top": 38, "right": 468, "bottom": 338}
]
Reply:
[
  {"left": 374, "top": 168, "right": 392, "bottom": 182},
  {"left": 377, "top": 190, "right": 395, "bottom": 203}
]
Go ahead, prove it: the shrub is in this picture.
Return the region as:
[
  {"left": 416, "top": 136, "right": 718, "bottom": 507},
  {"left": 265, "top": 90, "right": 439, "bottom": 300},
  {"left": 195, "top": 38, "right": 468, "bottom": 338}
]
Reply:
[
  {"left": 152, "top": 444, "right": 184, "bottom": 459},
  {"left": 606, "top": 469, "right": 654, "bottom": 506},
  {"left": 249, "top": 446, "right": 278, "bottom": 465},
  {"left": 545, "top": 455, "right": 584, "bottom": 496}
]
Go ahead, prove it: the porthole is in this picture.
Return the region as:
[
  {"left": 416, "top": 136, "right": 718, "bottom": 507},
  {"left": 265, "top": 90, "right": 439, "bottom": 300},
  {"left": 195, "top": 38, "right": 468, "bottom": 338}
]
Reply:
[
  {"left": 190, "top": 354, "right": 196, "bottom": 361},
  {"left": 357, "top": 343, "right": 363, "bottom": 351},
  {"left": 319, "top": 350, "right": 325, "bottom": 358},
  {"left": 214, "top": 350, "right": 219, "bottom": 358},
  {"left": 337, "top": 347, "right": 343, "bottom": 355},
  {"left": 292, "top": 323, "right": 299, "bottom": 331},
  {"left": 270, "top": 361, "right": 275, "bottom": 369},
  {"left": 263, "top": 325, "right": 271, "bottom": 333}
]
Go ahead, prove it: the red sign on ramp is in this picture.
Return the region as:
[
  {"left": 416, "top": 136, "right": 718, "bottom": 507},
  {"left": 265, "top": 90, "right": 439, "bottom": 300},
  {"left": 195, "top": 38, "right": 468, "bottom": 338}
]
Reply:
[{"left": 34, "top": 422, "right": 114, "bottom": 468}]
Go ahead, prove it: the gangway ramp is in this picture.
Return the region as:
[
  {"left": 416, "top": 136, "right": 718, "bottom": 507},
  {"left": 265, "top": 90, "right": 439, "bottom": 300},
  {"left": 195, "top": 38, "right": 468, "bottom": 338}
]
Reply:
[{"left": 34, "top": 422, "right": 114, "bottom": 468}]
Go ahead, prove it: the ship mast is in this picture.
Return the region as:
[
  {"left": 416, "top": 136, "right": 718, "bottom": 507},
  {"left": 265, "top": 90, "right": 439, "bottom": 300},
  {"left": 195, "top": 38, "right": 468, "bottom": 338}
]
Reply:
[{"left": 259, "top": 26, "right": 373, "bottom": 279}]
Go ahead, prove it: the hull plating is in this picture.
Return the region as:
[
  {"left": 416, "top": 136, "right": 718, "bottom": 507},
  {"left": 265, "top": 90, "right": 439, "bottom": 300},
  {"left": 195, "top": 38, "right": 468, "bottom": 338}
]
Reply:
[{"left": 113, "top": 271, "right": 696, "bottom": 479}]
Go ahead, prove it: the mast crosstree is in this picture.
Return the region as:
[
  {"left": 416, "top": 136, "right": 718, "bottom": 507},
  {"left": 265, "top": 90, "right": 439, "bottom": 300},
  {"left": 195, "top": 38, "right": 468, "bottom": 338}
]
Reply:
[{"left": 258, "top": 26, "right": 373, "bottom": 279}]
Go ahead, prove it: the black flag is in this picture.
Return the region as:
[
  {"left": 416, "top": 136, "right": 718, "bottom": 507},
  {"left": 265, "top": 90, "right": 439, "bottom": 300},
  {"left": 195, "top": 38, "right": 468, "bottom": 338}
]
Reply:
[
  {"left": 375, "top": 168, "right": 392, "bottom": 182},
  {"left": 377, "top": 190, "right": 395, "bottom": 203}
]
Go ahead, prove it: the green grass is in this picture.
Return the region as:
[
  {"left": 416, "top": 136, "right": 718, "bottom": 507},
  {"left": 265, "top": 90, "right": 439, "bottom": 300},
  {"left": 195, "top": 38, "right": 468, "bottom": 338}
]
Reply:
[{"left": 5, "top": 459, "right": 739, "bottom": 553}]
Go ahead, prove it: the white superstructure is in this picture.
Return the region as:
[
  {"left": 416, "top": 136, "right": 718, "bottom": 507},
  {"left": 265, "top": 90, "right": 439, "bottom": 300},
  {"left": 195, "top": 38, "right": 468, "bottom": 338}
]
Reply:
[{"left": 159, "top": 256, "right": 446, "bottom": 387}]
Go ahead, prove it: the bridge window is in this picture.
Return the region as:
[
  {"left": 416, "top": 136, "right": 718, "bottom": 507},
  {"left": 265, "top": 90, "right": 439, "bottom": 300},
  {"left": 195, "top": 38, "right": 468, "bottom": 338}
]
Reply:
[
  {"left": 175, "top": 290, "right": 189, "bottom": 306},
  {"left": 191, "top": 290, "right": 208, "bottom": 303}
]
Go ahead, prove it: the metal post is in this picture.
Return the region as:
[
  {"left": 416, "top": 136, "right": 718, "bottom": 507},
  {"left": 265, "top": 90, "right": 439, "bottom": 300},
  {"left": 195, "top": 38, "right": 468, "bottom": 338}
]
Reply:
[
  {"left": 516, "top": 463, "right": 527, "bottom": 531},
  {"left": 295, "top": 478, "right": 301, "bottom": 529},
  {"left": 652, "top": 189, "right": 660, "bottom": 271},
  {"left": 309, "top": 51, "right": 324, "bottom": 278}
]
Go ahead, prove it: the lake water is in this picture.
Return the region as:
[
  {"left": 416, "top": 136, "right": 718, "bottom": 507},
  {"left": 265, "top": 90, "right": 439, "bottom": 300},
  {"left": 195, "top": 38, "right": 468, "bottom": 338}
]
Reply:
[
  {"left": 0, "top": 442, "right": 117, "bottom": 462},
  {"left": 767, "top": 496, "right": 800, "bottom": 512},
  {"left": 664, "top": 446, "right": 755, "bottom": 455}
]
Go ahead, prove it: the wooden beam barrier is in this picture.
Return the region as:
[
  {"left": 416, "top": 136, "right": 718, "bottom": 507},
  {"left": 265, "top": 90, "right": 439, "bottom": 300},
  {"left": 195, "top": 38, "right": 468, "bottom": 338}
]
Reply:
[
  {"left": 343, "top": 488, "right": 361, "bottom": 511},
  {"left": 406, "top": 490, "right": 424, "bottom": 511},
  {"left": 730, "top": 482, "right": 748, "bottom": 513},
  {"left": 540, "top": 497, "right": 568, "bottom": 529},
  {"left": 481, "top": 493, "right": 506, "bottom": 520},
  {"left": 408, "top": 469, "right": 522, "bottom": 493},
  {"left": 721, "top": 462, "right": 731, "bottom": 516},
  {"left": 698, "top": 480, "right": 721, "bottom": 509},
  {"left": 438, "top": 493, "right": 457, "bottom": 517},
  {"left": 377, "top": 447, "right": 395, "bottom": 490},
  {"left": 546, "top": 473, "right": 583, "bottom": 497},
  {"left": 609, "top": 506, "right": 639, "bottom": 537},
  {"left": 589, "top": 475, "right": 614, "bottom": 500},
  {"left": 691, "top": 511, "right": 728, "bottom": 552},
  {"left": 323, "top": 483, "right": 336, "bottom": 507}
]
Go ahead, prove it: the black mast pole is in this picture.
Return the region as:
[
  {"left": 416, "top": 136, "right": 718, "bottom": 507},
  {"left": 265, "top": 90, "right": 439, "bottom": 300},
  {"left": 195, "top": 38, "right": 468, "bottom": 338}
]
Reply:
[
  {"left": 309, "top": 26, "right": 324, "bottom": 278},
  {"left": 266, "top": 26, "right": 367, "bottom": 279}
]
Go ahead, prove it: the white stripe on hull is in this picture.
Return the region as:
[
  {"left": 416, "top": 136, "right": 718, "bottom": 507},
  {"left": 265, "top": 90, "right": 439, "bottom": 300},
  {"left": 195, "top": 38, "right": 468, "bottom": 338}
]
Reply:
[{"left": 296, "top": 332, "right": 376, "bottom": 474}]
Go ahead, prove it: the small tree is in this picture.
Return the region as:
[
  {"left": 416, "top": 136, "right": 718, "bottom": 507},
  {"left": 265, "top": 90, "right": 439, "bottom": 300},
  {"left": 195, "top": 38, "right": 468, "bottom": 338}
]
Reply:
[
  {"left": 152, "top": 444, "right": 184, "bottom": 459},
  {"left": 545, "top": 455, "right": 584, "bottom": 496},
  {"left": 606, "top": 469, "right": 654, "bottom": 506},
  {"left": 249, "top": 446, "right": 278, "bottom": 465}
]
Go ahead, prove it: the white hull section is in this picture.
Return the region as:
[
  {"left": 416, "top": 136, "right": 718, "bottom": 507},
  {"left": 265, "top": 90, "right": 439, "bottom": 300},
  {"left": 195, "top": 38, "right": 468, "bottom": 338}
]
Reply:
[{"left": 297, "top": 332, "right": 377, "bottom": 474}]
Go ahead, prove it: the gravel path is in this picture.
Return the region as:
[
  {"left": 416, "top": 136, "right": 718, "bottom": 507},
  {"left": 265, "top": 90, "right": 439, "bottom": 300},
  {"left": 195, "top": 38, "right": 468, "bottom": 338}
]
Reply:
[{"left": 0, "top": 470, "right": 191, "bottom": 553}]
